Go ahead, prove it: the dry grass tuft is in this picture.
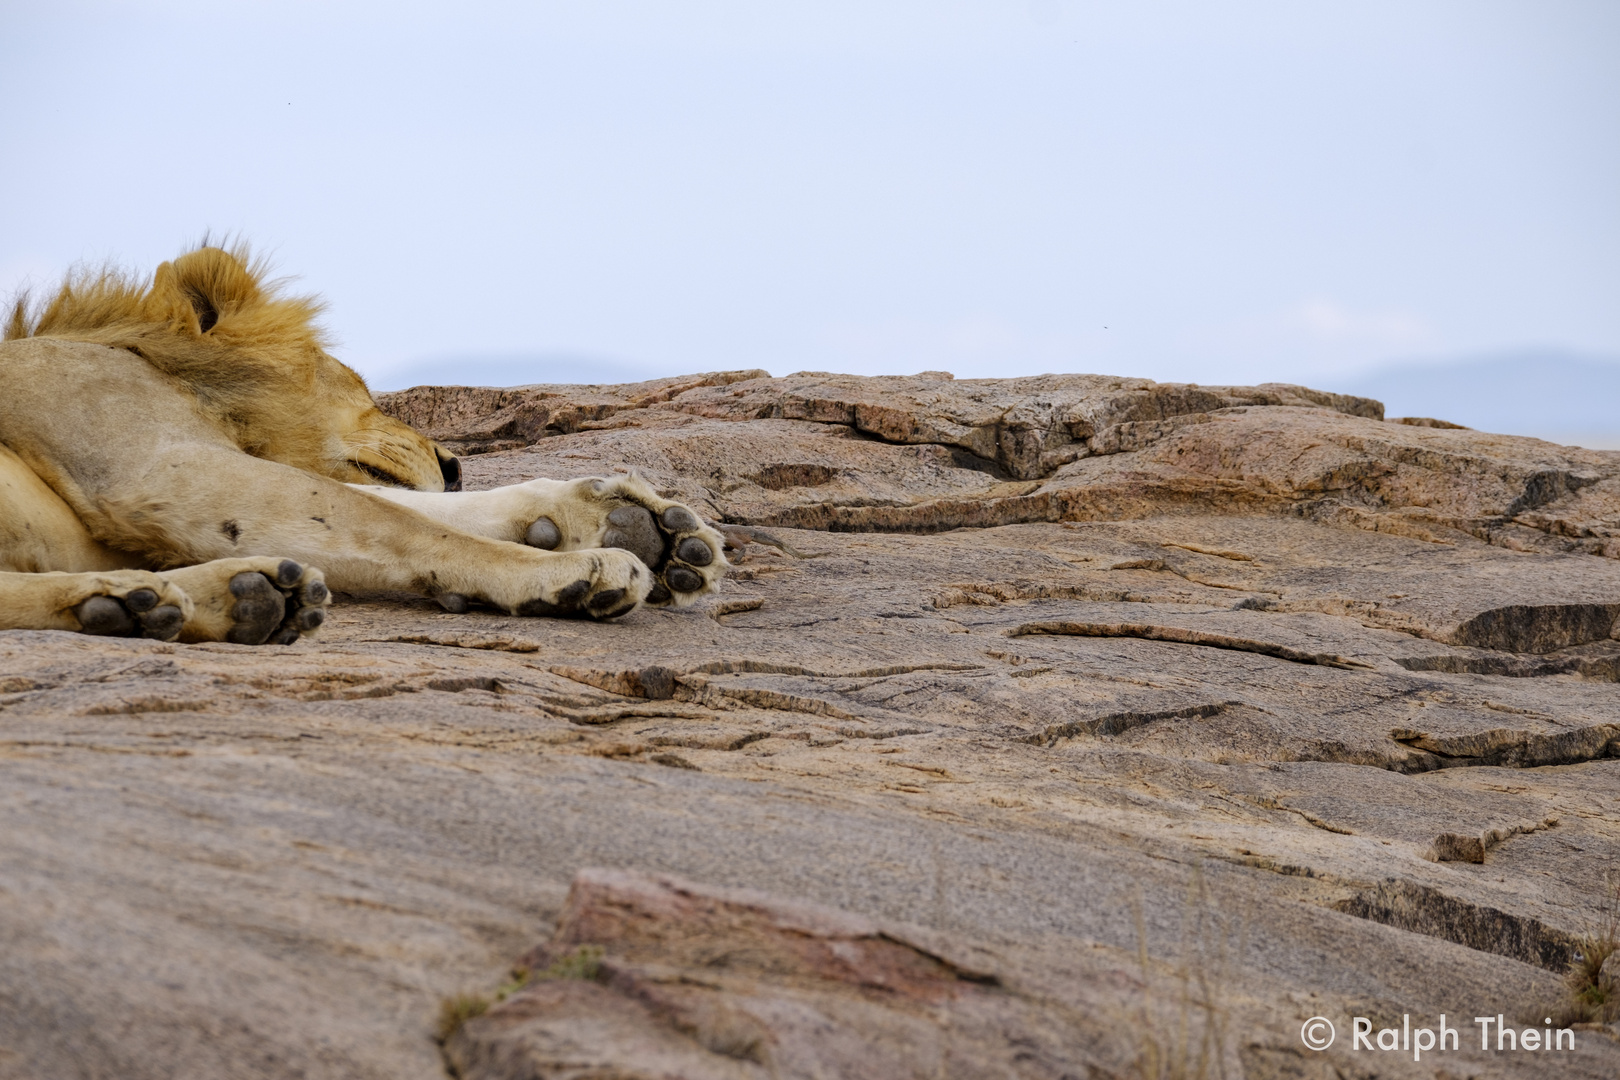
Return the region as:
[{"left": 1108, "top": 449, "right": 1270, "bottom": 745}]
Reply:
[
  {"left": 434, "top": 944, "right": 607, "bottom": 1045},
  {"left": 1562, "top": 872, "right": 1619, "bottom": 1026},
  {"left": 434, "top": 994, "right": 491, "bottom": 1045},
  {"left": 1131, "top": 868, "right": 1242, "bottom": 1080},
  {"left": 535, "top": 943, "right": 604, "bottom": 982}
]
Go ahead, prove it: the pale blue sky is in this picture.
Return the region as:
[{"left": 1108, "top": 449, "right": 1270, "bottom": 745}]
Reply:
[{"left": 2, "top": 1, "right": 1616, "bottom": 393}]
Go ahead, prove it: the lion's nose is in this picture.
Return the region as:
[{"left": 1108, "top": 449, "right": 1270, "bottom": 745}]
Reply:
[{"left": 438, "top": 450, "right": 463, "bottom": 492}]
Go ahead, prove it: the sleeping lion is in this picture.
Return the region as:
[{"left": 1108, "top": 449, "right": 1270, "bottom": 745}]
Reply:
[{"left": 0, "top": 243, "right": 726, "bottom": 645}]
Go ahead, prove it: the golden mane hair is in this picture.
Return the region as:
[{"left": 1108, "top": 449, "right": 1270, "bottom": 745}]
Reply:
[
  {"left": 6, "top": 241, "right": 333, "bottom": 388},
  {"left": 2, "top": 243, "right": 381, "bottom": 464}
]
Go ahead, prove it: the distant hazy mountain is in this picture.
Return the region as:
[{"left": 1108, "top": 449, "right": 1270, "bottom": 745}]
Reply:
[
  {"left": 369, "top": 353, "right": 659, "bottom": 393},
  {"left": 1328, "top": 350, "right": 1620, "bottom": 450}
]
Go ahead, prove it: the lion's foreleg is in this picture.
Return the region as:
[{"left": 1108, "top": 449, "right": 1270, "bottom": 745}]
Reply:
[
  {"left": 355, "top": 474, "right": 726, "bottom": 606},
  {"left": 352, "top": 478, "right": 577, "bottom": 545},
  {"left": 0, "top": 443, "right": 326, "bottom": 645}
]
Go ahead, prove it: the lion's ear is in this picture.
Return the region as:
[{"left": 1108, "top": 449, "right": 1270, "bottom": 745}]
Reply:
[{"left": 150, "top": 246, "right": 264, "bottom": 335}]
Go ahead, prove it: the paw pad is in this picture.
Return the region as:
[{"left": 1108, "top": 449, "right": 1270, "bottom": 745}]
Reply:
[
  {"left": 227, "top": 571, "right": 289, "bottom": 645},
  {"left": 223, "top": 561, "right": 326, "bottom": 645},
  {"left": 675, "top": 537, "right": 713, "bottom": 566},
  {"left": 598, "top": 494, "right": 723, "bottom": 605},
  {"left": 586, "top": 587, "right": 629, "bottom": 615},
  {"left": 603, "top": 505, "right": 664, "bottom": 567},
  {"left": 660, "top": 506, "right": 700, "bottom": 532},
  {"left": 142, "top": 605, "right": 185, "bottom": 640},
  {"left": 555, "top": 578, "right": 592, "bottom": 608},
  {"left": 75, "top": 590, "right": 186, "bottom": 641},
  {"left": 665, "top": 567, "right": 703, "bottom": 593},
  {"left": 526, "top": 518, "right": 561, "bottom": 550}
]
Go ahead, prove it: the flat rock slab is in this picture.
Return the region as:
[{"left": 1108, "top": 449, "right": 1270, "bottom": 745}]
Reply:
[
  {"left": 382, "top": 369, "right": 1620, "bottom": 559},
  {"left": 4, "top": 372, "right": 1620, "bottom": 1078}
]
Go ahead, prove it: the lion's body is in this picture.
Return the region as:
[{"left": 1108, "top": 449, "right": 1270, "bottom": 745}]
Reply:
[{"left": 0, "top": 245, "right": 724, "bottom": 643}]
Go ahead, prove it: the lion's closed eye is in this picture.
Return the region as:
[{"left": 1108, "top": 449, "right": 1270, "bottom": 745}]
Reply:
[{"left": 351, "top": 461, "right": 407, "bottom": 487}]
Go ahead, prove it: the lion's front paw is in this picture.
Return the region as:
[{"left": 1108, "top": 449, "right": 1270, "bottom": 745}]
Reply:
[
  {"left": 162, "top": 558, "right": 330, "bottom": 645},
  {"left": 472, "top": 547, "right": 649, "bottom": 621},
  {"left": 604, "top": 501, "right": 723, "bottom": 606},
  {"left": 71, "top": 572, "right": 192, "bottom": 641},
  {"left": 522, "top": 476, "right": 727, "bottom": 607}
]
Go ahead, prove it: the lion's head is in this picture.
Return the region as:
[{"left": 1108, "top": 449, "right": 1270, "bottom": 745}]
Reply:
[{"left": 5, "top": 243, "right": 461, "bottom": 492}]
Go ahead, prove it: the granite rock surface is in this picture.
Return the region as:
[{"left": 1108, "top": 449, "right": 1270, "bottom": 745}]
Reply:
[{"left": 3, "top": 371, "right": 1619, "bottom": 1079}]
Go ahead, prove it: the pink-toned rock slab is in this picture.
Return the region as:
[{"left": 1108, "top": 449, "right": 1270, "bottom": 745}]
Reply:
[{"left": 447, "top": 868, "right": 1119, "bottom": 1080}]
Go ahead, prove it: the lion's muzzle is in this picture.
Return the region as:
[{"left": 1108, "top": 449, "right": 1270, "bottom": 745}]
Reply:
[{"left": 438, "top": 450, "right": 463, "bottom": 492}]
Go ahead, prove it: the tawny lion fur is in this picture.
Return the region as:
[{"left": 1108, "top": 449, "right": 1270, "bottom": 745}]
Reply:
[{"left": 0, "top": 243, "right": 725, "bottom": 645}]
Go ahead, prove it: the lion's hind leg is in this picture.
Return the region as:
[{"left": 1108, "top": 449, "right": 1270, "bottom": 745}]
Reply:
[
  {"left": 0, "top": 561, "right": 329, "bottom": 646},
  {"left": 0, "top": 443, "right": 191, "bottom": 639},
  {"left": 161, "top": 558, "right": 330, "bottom": 645},
  {"left": 0, "top": 570, "right": 191, "bottom": 640},
  {"left": 0, "top": 444, "right": 329, "bottom": 646}
]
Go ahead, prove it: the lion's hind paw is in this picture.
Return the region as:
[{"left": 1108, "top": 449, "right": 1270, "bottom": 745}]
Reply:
[
  {"left": 227, "top": 561, "right": 329, "bottom": 644},
  {"left": 163, "top": 558, "right": 330, "bottom": 645},
  {"left": 73, "top": 574, "right": 191, "bottom": 641}
]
